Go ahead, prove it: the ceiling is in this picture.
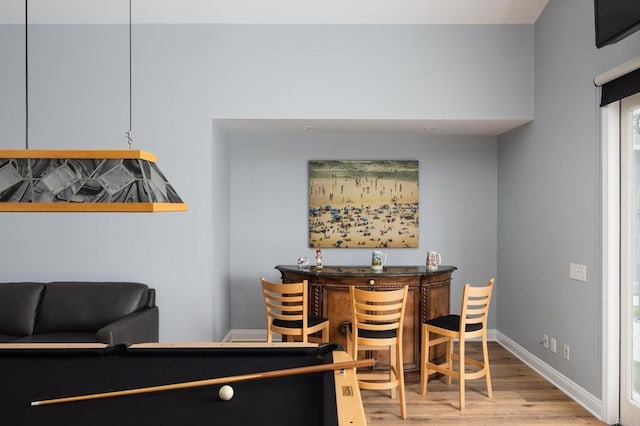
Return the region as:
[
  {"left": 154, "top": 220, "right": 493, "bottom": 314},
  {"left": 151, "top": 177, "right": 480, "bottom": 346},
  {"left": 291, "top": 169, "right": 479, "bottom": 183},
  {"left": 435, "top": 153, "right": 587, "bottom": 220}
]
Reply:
[
  {"left": 2, "top": 0, "right": 549, "bottom": 25},
  {"left": 212, "top": 119, "right": 531, "bottom": 136}
]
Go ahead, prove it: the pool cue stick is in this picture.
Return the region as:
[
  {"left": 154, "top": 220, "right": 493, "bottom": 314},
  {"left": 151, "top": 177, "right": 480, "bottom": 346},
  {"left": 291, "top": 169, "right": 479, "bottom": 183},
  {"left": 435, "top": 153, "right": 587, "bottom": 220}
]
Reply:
[{"left": 31, "top": 357, "right": 374, "bottom": 407}]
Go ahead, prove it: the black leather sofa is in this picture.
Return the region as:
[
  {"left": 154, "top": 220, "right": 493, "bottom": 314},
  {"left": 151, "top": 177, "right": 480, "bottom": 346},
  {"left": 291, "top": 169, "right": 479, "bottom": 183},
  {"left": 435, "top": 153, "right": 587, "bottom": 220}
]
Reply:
[{"left": 0, "top": 282, "right": 159, "bottom": 345}]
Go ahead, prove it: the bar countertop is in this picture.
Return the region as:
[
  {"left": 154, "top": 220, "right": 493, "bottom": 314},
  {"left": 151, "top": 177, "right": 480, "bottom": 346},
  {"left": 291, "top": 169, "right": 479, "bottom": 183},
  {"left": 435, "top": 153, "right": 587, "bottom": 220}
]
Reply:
[{"left": 275, "top": 265, "right": 457, "bottom": 276}]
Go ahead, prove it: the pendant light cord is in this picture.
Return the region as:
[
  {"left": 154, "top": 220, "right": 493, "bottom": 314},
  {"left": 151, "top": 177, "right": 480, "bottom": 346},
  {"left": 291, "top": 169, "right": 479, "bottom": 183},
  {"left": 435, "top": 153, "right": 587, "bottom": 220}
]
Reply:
[
  {"left": 25, "top": 0, "right": 29, "bottom": 150},
  {"left": 24, "top": 1, "right": 133, "bottom": 150},
  {"left": 126, "top": 0, "right": 133, "bottom": 149},
  {"left": 24, "top": 0, "right": 133, "bottom": 149}
]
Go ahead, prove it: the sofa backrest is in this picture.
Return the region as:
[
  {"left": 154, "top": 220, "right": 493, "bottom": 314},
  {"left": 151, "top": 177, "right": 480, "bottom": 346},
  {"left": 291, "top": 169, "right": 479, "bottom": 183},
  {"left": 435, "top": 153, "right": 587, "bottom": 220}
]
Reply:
[
  {"left": 0, "top": 283, "right": 45, "bottom": 336},
  {"left": 34, "top": 282, "right": 153, "bottom": 333}
]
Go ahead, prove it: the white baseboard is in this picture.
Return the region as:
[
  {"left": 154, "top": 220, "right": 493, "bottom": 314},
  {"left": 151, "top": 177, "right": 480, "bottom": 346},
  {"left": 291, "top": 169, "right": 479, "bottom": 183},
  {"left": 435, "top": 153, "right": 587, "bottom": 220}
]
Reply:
[
  {"left": 486, "top": 329, "right": 498, "bottom": 342},
  {"left": 496, "top": 331, "right": 603, "bottom": 421}
]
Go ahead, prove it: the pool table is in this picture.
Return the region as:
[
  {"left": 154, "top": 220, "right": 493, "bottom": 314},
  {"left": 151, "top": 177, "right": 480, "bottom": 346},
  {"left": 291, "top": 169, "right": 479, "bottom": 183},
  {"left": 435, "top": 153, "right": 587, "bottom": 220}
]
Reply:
[{"left": 0, "top": 342, "right": 366, "bottom": 426}]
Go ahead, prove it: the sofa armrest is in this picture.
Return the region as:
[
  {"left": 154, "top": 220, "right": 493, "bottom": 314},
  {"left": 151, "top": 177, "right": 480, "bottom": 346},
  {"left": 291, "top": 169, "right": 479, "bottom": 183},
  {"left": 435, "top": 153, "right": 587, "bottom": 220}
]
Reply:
[{"left": 96, "top": 307, "right": 159, "bottom": 345}]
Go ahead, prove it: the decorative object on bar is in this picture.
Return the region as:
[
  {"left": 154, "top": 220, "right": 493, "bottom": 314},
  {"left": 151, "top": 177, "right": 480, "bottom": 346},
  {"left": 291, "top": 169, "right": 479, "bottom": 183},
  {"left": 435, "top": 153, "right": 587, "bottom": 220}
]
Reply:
[
  {"left": 0, "top": 0, "right": 187, "bottom": 213},
  {"left": 426, "top": 251, "right": 442, "bottom": 271},
  {"left": 296, "top": 257, "right": 310, "bottom": 271},
  {"left": 371, "top": 250, "right": 387, "bottom": 272},
  {"left": 315, "top": 248, "right": 323, "bottom": 270}
]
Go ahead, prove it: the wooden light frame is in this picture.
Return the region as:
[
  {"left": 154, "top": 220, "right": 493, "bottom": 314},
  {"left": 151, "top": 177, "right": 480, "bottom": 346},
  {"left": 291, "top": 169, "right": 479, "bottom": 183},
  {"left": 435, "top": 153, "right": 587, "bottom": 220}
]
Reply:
[{"left": 0, "top": 149, "right": 187, "bottom": 212}]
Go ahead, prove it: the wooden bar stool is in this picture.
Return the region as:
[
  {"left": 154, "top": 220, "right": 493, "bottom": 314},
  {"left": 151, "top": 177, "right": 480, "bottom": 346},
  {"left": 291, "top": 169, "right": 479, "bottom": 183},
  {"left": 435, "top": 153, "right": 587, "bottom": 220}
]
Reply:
[
  {"left": 260, "top": 277, "right": 329, "bottom": 343},
  {"left": 420, "top": 278, "right": 495, "bottom": 410},
  {"left": 346, "top": 285, "right": 409, "bottom": 419}
]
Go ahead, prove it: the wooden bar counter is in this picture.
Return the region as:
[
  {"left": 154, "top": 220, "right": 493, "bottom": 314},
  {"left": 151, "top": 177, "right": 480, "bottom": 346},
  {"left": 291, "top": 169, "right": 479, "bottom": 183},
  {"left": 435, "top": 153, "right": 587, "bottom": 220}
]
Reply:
[{"left": 275, "top": 265, "right": 456, "bottom": 371}]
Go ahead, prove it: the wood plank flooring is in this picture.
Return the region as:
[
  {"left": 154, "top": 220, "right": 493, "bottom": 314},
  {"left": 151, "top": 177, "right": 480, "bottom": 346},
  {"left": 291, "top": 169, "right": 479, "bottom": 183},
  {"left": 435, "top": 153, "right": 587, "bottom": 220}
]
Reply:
[{"left": 360, "top": 342, "right": 606, "bottom": 425}]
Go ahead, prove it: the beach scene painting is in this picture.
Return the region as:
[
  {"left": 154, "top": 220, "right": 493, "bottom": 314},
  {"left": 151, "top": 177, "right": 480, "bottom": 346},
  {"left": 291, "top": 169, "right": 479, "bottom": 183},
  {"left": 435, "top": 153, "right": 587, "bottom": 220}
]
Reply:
[{"left": 309, "top": 160, "right": 419, "bottom": 248}]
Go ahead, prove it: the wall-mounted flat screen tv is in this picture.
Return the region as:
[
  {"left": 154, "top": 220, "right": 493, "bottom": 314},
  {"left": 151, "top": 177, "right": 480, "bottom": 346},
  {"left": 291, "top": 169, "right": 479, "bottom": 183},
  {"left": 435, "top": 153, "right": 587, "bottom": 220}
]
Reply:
[{"left": 595, "top": 0, "right": 640, "bottom": 48}]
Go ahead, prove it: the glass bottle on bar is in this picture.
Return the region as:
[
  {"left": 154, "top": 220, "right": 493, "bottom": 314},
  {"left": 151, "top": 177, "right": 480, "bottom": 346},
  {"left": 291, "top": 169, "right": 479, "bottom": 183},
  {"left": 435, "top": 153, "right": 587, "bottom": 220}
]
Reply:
[{"left": 315, "top": 248, "right": 323, "bottom": 270}]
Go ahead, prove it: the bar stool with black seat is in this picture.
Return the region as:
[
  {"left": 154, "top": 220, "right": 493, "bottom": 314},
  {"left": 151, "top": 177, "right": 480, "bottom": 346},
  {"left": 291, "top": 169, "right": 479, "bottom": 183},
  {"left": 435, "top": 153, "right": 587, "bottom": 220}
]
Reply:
[
  {"left": 260, "top": 277, "right": 329, "bottom": 343},
  {"left": 346, "top": 285, "right": 409, "bottom": 419},
  {"left": 420, "top": 278, "right": 495, "bottom": 410}
]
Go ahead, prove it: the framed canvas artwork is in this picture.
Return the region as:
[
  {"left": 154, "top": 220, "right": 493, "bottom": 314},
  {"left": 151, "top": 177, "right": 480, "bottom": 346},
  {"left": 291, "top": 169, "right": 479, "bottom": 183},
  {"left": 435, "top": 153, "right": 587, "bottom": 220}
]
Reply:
[{"left": 308, "top": 160, "right": 419, "bottom": 248}]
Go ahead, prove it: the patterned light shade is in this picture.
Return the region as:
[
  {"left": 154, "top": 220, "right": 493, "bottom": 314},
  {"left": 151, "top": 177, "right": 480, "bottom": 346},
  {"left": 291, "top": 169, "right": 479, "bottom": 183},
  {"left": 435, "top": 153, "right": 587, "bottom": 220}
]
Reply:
[{"left": 0, "top": 150, "right": 187, "bottom": 212}]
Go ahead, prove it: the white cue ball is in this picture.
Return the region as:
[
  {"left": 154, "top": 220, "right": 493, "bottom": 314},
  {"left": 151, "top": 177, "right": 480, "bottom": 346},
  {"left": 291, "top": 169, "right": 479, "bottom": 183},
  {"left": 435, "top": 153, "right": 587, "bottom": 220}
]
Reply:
[{"left": 219, "top": 385, "right": 234, "bottom": 401}]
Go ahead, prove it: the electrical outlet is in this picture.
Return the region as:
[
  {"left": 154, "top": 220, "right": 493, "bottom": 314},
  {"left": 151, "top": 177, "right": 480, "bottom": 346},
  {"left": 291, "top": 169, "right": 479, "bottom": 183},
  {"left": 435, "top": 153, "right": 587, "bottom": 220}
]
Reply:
[
  {"left": 569, "top": 263, "right": 587, "bottom": 282},
  {"left": 563, "top": 344, "right": 570, "bottom": 360},
  {"left": 550, "top": 338, "right": 557, "bottom": 353},
  {"left": 543, "top": 334, "right": 549, "bottom": 349}
]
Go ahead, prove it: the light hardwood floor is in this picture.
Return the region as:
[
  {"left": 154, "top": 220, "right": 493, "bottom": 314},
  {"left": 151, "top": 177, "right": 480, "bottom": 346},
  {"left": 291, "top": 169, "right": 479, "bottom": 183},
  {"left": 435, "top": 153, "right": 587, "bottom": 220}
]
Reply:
[{"left": 360, "top": 342, "right": 606, "bottom": 425}]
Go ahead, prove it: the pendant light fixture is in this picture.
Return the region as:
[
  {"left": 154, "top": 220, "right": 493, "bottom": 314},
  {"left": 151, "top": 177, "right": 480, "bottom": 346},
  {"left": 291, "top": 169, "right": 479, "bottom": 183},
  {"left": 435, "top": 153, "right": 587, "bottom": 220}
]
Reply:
[{"left": 0, "top": 0, "right": 187, "bottom": 212}]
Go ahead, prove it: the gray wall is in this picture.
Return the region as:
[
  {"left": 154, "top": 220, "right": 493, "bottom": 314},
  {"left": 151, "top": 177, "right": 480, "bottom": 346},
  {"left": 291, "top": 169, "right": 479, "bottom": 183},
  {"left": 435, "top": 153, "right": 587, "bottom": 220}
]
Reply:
[
  {"left": 0, "top": 24, "right": 217, "bottom": 341},
  {"left": 0, "top": 22, "right": 532, "bottom": 342},
  {"left": 208, "top": 24, "right": 533, "bottom": 120},
  {"left": 211, "top": 125, "right": 231, "bottom": 339},
  {"left": 498, "top": 0, "right": 640, "bottom": 397},
  {"left": 229, "top": 132, "right": 498, "bottom": 329}
]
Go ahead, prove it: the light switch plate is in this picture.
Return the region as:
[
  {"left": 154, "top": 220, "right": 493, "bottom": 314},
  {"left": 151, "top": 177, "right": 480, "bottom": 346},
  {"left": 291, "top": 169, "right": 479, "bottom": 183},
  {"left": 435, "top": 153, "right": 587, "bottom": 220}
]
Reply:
[{"left": 569, "top": 263, "right": 587, "bottom": 282}]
